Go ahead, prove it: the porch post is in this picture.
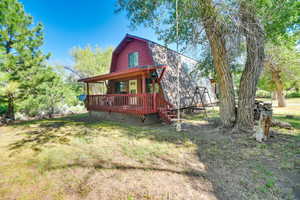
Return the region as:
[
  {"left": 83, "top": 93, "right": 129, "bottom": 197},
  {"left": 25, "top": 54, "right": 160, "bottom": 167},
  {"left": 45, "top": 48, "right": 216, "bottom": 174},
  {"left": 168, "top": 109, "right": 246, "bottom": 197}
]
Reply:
[
  {"left": 152, "top": 79, "right": 156, "bottom": 112},
  {"left": 142, "top": 74, "right": 146, "bottom": 112},
  {"left": 142, "top": 74, "right": 146, "bottom": 93},
  {"left": 152, "top": 79, "right": 155, "bottom": 93},
  {"left": 86, "top": 82, "right": 90, "bottom": 110}
]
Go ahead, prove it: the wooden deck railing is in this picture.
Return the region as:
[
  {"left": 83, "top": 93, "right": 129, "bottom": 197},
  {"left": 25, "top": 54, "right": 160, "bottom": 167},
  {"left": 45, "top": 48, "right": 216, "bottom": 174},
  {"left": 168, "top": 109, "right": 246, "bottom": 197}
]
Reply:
[{"left": 86, "top": 93, "right": 159, "bottom": 115}]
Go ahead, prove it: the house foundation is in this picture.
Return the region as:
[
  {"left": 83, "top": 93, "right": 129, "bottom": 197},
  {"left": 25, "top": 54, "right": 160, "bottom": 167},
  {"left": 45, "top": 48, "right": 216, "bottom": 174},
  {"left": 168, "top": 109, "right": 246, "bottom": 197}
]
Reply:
[{"left": 89, "top": 111, "right": 161, "bottom": 125}]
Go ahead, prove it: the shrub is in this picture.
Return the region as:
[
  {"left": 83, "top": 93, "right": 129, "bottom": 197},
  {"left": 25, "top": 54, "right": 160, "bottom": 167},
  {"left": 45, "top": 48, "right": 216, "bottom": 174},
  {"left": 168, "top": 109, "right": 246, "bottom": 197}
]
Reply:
[
  {"left": 0, "top": 103, "right": 7, "bottom": 116},
  {"left": 286, "top": 91, "right": 300, "bottom": 98},
  {"left": 256, "top": 90, "right": 271, "bottom": 98}
]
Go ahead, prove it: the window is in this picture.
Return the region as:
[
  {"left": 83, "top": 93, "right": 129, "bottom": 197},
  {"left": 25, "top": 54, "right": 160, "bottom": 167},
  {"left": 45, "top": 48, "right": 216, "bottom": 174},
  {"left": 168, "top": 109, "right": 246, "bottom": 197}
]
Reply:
[
  {"left": 129, "top": 80, "right": 137, "bottom": 94},
  {"left": 128, "top": 52, "right": 139, "bottom": 68},
  {"left": 146, "top": 78, "right": 160, "bottom": 93},
  {"left": 115, "top": 81, "right": 127, "bottom": 94},
  {"left": 182, "top": 63, "right": 190, "bottom": 74},
  {"left": 146, "top": 78, "right": 152, "bottom": 93}
]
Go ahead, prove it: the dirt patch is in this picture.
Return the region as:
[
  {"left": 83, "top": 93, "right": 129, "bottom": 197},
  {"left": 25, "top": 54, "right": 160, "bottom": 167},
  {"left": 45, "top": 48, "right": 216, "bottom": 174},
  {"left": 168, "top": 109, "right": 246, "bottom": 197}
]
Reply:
[{"left": 58, "top": 167, "right": 217, "bottom": 200}]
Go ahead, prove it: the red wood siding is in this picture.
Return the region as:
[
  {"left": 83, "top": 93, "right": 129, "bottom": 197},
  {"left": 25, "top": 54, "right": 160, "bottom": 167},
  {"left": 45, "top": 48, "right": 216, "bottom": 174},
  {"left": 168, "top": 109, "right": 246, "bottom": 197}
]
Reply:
[
  {"left": 112, "top": 40, "right": 153, "bottom": 72},
  {"left": 107, "top": 76, "right": 146, "bottom": 94}
]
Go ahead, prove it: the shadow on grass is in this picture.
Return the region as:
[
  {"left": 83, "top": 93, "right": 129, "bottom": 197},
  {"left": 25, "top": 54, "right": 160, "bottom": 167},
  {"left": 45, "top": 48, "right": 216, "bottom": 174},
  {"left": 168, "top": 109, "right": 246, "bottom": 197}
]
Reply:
[
  {"left": 273, "top": 115, "right": 300, "bottom": 129},
  {"left": 8, "top": 112, "right": 215, "bottom": 153},
  {"left": 47, "top": 159, "right": 206, "bottom": 178},
  {"left": 8, "top": 113, "right": 108, "bottom": 153},
  {"left": 11, "top": 113, "right": 99, "bottom": 127},
  {"left": 7, "top": 112, "right": 300, "bottom": 200}
]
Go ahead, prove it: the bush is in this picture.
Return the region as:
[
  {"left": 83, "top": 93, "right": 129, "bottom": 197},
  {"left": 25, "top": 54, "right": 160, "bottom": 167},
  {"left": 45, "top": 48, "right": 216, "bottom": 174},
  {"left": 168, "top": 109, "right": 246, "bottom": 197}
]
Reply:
[
  {"left": 0, "top": 103, "right": 7, "bottom": 116},
  {"left": 286, "top": 91, "right": 300, "bottom": 98},
  {"left": 256, "top": 90, "right": 271, "bottom": 98}
]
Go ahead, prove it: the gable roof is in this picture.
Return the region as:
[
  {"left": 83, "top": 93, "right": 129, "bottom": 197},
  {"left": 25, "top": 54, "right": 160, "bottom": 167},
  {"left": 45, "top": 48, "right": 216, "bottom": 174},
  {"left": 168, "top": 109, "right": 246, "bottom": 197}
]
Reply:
[
  {"left": 126, "top": 34, "right": 199, "bottom": 63},
  {"left": 110, "top": 34, "right": 149, "bottom": 72},
  {"left": 110, "top": 34, "right": 199, "bottom": 72}
]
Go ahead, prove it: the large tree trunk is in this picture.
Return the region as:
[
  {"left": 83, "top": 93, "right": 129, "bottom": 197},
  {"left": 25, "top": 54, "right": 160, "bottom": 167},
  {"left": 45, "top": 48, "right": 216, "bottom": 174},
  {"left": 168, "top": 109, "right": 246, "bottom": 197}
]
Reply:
[
  {"left": 209, "top": 33, "right": 236, "bottom": 128},
  {"left": 199, "top": 0, "right": 236, "bottom": 128},
  {"left": 236, "top": 2, "right": 265, "bottom": 131},
  {"left": 276, "top": 89, "right": 286, "bottom": 107},
  {"left": 272, "top": 71, "right": 286, "bottom": 107},
  {"left": 272, "top": 91, "right": 277, "bottom": 100}
]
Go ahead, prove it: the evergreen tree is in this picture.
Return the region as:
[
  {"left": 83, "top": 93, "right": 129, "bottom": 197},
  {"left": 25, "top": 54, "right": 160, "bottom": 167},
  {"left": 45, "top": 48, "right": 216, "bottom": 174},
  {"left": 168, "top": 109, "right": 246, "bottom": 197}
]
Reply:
[{"left": 0, "top": 0, "right": 50, "bottom": 119}]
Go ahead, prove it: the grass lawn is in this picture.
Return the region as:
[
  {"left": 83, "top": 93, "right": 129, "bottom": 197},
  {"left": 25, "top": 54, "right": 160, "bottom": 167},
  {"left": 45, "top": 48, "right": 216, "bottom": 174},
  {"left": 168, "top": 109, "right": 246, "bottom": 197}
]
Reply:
[
  {"left": 259, "top": 98, "right": 300, "bottom": 130},
  {"left": 258, "top": 98, "right": 300, "bottom": 116},
  {"left": 0, "top": 104, "right": 299, "bottom": 199}
]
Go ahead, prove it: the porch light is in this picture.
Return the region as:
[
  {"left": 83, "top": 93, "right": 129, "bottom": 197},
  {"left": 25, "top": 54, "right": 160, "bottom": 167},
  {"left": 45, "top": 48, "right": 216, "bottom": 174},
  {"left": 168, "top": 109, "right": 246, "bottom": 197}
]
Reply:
[{"left": 150, "top": 71, "right": 158, "bottom": 79}]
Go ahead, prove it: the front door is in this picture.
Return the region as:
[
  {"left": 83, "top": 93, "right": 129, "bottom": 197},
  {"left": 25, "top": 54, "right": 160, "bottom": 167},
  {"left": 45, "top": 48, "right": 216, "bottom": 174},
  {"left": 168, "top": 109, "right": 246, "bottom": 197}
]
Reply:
[{"left": 129, "top": 80, "right": 137, "bottom": 104}]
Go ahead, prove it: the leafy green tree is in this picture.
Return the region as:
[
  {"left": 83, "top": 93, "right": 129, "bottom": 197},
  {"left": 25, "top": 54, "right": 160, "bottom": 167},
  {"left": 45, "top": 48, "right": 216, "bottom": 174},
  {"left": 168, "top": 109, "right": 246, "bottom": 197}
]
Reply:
[
  {"left": 235, "top": 0, "right": 265, "bottom": 131},
  {"left": 0, "top": 72, "right": 19, "bottom": 119},
  {"left": 71, "top": 45, "right": 113, "bottom": 78},
  {"left": 0, "top": 0, "right": 49, "bottom": 119},
  {"left": 19, "top": 67, "right": 78, "bottom": 118},
  {"left": 53, "top": 65, "right": 84, "bottom": 97},
  {"left": 259, "top": 43, "right": 300, "bottom": 107},
  {"left": 194, "top": 43, "right": 244, "bottom": 91},
  {"left": 232, "top": 0, "right": 299, "bottom": 130}
]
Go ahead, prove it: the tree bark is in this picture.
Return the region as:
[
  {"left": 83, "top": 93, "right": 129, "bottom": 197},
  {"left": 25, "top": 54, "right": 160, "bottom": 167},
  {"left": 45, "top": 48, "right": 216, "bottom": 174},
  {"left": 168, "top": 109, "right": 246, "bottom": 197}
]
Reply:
[
  {"left": 236, "top": 2, "right": 265, "bottom": 131},
  {"left": 272, "top": 91, "right": 277, "bottom": 100},
  {"left": 272, "top": 71, "right": 286, "bottom": 107},
  {"left": 7, "top": 94, "right": 15, "bottom": 120},
  {"left": 276, "top": 89, "right": 286, "bottom": 107},
  {"left": 199, "top": 0, "right": 236, "bottom": 128}
]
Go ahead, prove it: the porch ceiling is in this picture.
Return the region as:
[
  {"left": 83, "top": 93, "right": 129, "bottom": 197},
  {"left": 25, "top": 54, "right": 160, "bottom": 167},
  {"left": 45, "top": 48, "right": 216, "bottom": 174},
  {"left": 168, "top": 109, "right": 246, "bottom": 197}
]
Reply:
[{"left": 78, "top": 65, "right": 166, "bottom": 83}]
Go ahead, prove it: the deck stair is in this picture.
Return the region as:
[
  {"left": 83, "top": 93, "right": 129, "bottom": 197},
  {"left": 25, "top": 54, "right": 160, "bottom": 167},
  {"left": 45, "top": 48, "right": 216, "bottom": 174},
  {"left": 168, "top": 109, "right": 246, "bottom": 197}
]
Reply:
[
  {"left": 158, "top": 108, "right": 177, "bottom": 124},
  {"left": 156, "top": 94, "right": 177, "bottom": 124}
]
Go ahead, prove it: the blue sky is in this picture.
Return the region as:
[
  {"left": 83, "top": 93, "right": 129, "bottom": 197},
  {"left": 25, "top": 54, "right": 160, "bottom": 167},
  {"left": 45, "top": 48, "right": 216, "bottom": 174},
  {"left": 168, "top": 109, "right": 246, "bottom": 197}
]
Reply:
[{"left": 19, "top": 0, "right": 159, "bottom": 65}]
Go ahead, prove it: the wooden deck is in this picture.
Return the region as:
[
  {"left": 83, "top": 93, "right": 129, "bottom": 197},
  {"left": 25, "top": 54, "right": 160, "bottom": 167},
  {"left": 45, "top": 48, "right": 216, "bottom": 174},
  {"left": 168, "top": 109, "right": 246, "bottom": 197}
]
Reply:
[{"left": 86, "top": 93, "right": 161, "bottom": 115}]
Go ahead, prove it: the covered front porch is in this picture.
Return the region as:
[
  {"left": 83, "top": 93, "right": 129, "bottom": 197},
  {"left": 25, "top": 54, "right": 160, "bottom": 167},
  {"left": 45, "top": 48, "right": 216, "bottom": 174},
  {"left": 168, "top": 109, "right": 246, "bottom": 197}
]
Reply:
[{"left": 78, "top": 65, "right": 171, "bottom": 116}]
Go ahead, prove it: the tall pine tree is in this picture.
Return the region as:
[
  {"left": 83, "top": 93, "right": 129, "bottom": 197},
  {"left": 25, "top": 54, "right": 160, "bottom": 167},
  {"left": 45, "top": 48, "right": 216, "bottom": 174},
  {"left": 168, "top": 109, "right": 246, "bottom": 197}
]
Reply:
[{"left": 0, "top": 0, "right": 50, "bottom": 119}]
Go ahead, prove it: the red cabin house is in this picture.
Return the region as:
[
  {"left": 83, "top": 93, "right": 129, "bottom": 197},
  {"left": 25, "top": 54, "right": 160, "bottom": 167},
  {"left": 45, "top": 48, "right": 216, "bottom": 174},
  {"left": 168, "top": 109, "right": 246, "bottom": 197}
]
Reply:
[{"left": 79, "top": 34, "right": 216, "bottom": 123}]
